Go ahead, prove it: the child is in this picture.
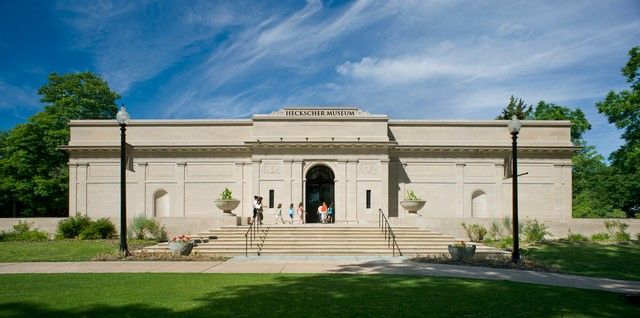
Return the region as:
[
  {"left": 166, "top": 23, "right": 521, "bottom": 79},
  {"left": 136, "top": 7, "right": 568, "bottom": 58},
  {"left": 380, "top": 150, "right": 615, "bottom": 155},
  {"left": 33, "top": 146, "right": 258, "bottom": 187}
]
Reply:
[
  {"left": 297, "top": 202, "right": 305, "bottom": 223},
  {"left": 275, "top": 203, "right": 285, "bottom": 224},
  {"left": 327, "top": 203, "right": 334, "bottom": 223},
  {"left": 288, "top": 203, "right": 295, "bottom": 224}
]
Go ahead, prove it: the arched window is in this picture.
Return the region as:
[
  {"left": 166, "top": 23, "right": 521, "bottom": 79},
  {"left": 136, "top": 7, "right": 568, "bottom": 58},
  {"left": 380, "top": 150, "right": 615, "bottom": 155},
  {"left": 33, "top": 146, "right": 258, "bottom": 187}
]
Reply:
[
  {"left": 471, "top": 190, "right": 487, "bottom": 217},
  {"left": 154, "top": 189, "right": 170, "bottom": 217}
]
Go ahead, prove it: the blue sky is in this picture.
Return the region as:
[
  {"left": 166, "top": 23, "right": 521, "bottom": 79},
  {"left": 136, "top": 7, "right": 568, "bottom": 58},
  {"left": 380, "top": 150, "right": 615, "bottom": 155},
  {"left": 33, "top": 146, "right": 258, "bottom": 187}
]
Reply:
[{"left": 0, "top": 0, "right": 639, "bottom": 158}]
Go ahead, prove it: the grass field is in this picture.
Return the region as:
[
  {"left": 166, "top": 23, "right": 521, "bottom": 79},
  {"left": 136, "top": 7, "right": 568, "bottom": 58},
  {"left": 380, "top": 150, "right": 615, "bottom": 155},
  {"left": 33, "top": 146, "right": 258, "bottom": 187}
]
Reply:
[
  {"left": 0, "top": 273, "right": 638, "bottom": 317},
  {"left": 0, "top": 240, "right": 154, "bottom": 262},
  {"left": 523, "top": 242, "right": 640, "bottom": 281}
]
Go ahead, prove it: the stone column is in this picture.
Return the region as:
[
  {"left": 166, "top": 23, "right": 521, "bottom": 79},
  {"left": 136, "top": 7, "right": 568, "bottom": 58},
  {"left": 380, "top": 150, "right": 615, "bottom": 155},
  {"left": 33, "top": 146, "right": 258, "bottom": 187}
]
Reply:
[
  {"left": 283, "top": 159, "right": 293, "bottom": 209},
  {"left": 176, "top": 162, "right": 186, "bottom": 217},
  {"left": 292, "top": 160, "right": 303, "bottom": 205},
  {"left": 494, "top": 162, "right": 504, "bottom": 218},
  {"left": 346, "top": 160, "right": 358, "bottom": 222},
  {"left": 137, "top": 162, "right": 148, "bottom": 216},
  {"left": 77, "top": 163, "right": 88, "bottom": 215},
  {"left": 234, "top": 162, "right": 247, "bottom": 219},
  {"left": 455, "top": 162, "right": 465, "bottom": 217},
  {"left": 380, "top": 159, "right": 390, "bottom": 216},
  {"left": 68, "top": 163, "right": 78, "bottom": 215}
]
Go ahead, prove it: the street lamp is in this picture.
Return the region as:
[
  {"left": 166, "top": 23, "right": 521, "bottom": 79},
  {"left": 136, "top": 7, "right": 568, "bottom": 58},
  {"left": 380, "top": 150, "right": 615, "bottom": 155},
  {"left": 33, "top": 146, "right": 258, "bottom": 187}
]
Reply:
[
  {"left": 116, "top": 106, "right": 130, "bottom": 255},
  {"left": 508, "top": 115, "right": 522, "bottom": 263}
]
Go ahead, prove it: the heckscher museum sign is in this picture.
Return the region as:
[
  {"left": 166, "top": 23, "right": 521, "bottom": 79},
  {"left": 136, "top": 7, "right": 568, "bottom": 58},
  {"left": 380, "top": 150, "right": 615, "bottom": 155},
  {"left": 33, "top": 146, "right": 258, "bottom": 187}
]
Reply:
[{"left": 271, "top": 107, "right": 370, "bottom": 118}]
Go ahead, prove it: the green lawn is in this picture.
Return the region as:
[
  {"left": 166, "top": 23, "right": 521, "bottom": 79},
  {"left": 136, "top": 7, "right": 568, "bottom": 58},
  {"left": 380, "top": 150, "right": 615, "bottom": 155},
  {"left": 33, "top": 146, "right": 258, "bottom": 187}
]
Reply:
[
  {"left": 0, "top": 273, "right": 637, "bottom": 317},
  {"left": 0, "top": 240, "right": 153, "bottom": 262},
  {"left": 523, "top": 242, "right": 640, "bottom": 281}
]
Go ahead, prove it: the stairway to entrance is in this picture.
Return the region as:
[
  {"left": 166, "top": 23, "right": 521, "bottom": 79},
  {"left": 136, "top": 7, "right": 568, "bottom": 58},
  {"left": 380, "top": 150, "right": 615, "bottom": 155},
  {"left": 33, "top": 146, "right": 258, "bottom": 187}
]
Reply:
[{"left": 143, "top": 224, "right": 507, "bottom": 257}]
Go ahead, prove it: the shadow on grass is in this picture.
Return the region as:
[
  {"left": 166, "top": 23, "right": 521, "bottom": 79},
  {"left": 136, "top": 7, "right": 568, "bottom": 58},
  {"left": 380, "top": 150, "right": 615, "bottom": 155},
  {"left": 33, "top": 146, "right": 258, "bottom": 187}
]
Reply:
[
  {"left": 522, "top": 243, "right": 640, "bottom": 281},
  {"left": 1, "top": 273, "right": 638, "bottom": 317}
]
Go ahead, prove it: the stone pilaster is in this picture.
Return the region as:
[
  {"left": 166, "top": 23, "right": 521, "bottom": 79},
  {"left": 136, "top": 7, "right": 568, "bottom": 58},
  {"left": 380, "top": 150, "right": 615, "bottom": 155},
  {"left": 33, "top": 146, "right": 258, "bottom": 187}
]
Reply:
[{"left": 176, "top": 162, "right": 186, "bottom": 217}]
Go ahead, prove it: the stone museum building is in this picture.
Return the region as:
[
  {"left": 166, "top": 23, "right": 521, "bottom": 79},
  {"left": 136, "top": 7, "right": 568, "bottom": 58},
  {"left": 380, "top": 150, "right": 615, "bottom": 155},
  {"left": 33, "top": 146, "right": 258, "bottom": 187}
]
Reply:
[{"left": 64, "top": 107, "right": 574, "bottom": 226}]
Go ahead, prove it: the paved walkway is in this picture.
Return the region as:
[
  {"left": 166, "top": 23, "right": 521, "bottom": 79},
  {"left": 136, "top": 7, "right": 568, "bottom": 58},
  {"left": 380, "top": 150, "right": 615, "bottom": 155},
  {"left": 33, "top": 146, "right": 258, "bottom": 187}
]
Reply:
[{"left": 1, "top": 256, "right": 638, "bottom": 295}]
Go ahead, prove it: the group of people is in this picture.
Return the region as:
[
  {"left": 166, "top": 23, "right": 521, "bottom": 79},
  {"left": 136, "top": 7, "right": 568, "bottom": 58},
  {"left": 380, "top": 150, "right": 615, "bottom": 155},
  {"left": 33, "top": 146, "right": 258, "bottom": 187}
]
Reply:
[
  {"left": 316, "top": 202, "right": 334, "bottom": 224},
  {"left": 251, "top": 197, "right": 334, "bottom": 225},
  {"left": 274, "top": 202, "right": 306, "bottom": 224}
]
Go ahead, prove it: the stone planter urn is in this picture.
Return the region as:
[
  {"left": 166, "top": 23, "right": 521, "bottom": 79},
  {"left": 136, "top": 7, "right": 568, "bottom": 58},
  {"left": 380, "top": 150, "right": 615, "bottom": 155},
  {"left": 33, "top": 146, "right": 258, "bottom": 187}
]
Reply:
[
  {"left": 448, "top": 244, "right": 476, "bottom": 261},
  {"left": 169, "top": 241, "right": 194, "bottom": 256},
  {"left": 400, "top": 200, "right": 426, "bottom": 213},
  {"left": 214, "top": 199, "right": 240, "bottom": 214}
]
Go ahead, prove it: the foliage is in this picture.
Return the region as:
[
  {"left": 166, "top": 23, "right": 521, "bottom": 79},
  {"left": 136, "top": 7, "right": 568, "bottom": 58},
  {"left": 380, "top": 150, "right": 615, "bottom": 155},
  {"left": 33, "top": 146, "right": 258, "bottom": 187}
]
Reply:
[
  {"left": 404, "top": 190, "right": 421, "bottom": 200},
  {"left": 56, "top": 213, "right": 92, "bottom": 239},
  {"left": 79, "top": 218, "right": 117, "bottom": 240},
  {"left": 561, "top": 231, "right": 590, "bottom": 244},
  {"left": 604, "top": 220, "right": 631, "bottom": 244},
  {"left": 496, "top": 95, "right": 533, "bottom": 120},
  {"left": 590, "top": 232, "right": 610, "bottom": 244},
  {"left": 0, "top": 72, "right": 120, "bottom": 217},
  {"left": 595, "top": 46, "right": 640, "bottom": 216},
  {"left": 522, "top": 219, "right": 550, "bottom": 244},
  {"left": 532, "top": 101, "right": 591, "bottom": 144},
  {"left": 461, "top": 223, "right": 487, "bottom": 242},
  {"left": 129, "top": 215, "right": 168, "bottom": 242},
  {"left": 0, "top": 220, "right": 49, "bottom": 242},
  {"left": 219, "top": 188, "right": 234, "bottom": 200}
]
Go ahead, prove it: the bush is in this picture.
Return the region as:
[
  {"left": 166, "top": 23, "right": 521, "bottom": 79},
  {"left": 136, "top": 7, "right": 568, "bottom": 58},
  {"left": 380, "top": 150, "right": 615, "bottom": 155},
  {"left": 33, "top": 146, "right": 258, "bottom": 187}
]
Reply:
[
  {"left": 522, "top": 219, "right": 550, "bottom": 244},
  {"left": 79, "top": 218, "right": 117, "bottom": 239},
  {"left": 461, "top": 223, "right": 488, "bottom": 242},
  {"left": 591, "top": 232, "right": 610, "bottom": 244},
  {"left": 0, "top": 220, "right": 49, "bottom": 242},
  {"left": 493, "top": 236, "right": 514, "bottom": 250},
  {"left": 57, "top": 214, "right": 92, "bottom": 239},
  {"left": 129, "top": 215, "right": 167, "bottom": 242},
  {"left": 563, "top": 231, "right": 589, "bottom": 244},
  {"left": 604, "top": 220, "right": 631, "bottom": 244}
]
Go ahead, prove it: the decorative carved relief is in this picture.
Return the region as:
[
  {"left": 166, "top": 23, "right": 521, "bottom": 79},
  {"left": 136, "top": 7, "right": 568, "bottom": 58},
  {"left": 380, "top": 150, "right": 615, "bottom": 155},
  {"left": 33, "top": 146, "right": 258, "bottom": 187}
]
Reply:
[
  {"left": 261, "top": 163, "right": 281, "bottom": 175},
  {"left": 360, "top": 163, "right": 377, "bottom": 176}
]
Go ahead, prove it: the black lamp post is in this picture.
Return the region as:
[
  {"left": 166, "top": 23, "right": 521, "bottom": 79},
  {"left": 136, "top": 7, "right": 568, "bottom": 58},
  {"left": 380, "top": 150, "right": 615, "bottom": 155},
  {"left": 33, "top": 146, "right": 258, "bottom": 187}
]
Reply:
[
  {"left": 116, "top": 106, "right": 130, "bottom": 255},
  {"left": 508, "top": 115, "right": 522, "bottom": 263}
]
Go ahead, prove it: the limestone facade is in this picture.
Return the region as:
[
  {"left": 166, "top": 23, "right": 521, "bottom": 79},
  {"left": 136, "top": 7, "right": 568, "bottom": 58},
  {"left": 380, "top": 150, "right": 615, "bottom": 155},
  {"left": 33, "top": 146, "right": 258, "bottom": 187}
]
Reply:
[{"left": 65, "top": 107, "right": 575, "bottom": 224}]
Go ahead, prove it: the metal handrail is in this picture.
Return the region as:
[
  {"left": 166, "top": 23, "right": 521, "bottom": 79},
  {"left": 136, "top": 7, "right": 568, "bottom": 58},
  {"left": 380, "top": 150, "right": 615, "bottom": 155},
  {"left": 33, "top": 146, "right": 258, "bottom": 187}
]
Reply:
[
  {"left": 244, "top": 216, "right": 261, "bottom": 257},
  {"left": 378, "top": 209, "right": 402, "bottom": 257}
]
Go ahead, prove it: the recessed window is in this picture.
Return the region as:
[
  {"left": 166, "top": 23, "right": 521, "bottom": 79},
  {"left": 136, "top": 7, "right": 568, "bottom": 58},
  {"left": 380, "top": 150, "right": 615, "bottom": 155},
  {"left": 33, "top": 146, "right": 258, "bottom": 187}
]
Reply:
[
  {"left": 269, "top": 190, "right": 274, "bottom": 209},
  {"left": 366, "top": 190, "right": 371, "bottom": 209}
]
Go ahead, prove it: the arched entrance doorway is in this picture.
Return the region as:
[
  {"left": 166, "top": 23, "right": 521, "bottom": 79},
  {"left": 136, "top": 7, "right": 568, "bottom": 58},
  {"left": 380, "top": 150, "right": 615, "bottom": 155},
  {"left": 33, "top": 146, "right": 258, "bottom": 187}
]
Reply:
[{"left": 305, "top": 165, "right": 335, "bottom": 223}]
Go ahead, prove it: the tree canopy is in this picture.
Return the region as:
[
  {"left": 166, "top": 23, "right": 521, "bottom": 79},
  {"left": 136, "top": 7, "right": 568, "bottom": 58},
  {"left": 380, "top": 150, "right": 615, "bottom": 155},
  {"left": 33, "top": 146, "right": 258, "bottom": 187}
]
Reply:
[
  {"left": 595, "top": 46, "right": 640, "bottom": 215},
  {"left": 495, "top": 95, "right": 533, "bottom": 120},
  {"left": 0, "top": 72, "right": 120, "bottom": 217}
]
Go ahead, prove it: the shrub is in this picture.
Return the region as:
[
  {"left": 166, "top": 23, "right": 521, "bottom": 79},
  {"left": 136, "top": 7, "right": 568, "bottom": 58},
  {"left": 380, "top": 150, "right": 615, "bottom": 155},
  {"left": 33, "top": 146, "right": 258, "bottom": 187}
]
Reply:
[
  {"left": 563, "top": 230, "right": 589, "bottom": 244},
  {"left": 591, "top": 232, "right": 610, "bottom": 244},
  {"left": 461, "top": 223, "right": 488, "bottom": 242},
  {"left": 488, "top": 221, "right": 505, "bottom": 241},
  {"left": 522, "top": 219, "right": 550, "bottom": 244},
  {"left": 57, "top": 213, "right": 92, "bottom": 239},
  {"left": 79, "top": 218, "right": 117, "bottom": 240},
  {"left": 636, "top": 232, "right": 640, "bottom": 242},
  {"left": 0, "top": 220, "right": 49, "bottom": 242},
  {"left": 129, "top": 215, "right": 167, "bottom": 242},
  {"left": 493, "top": 236, "right": 514, "bottom": 250},
  {"left": 604, "top": 220, "right": 631, "bottom": 244}
]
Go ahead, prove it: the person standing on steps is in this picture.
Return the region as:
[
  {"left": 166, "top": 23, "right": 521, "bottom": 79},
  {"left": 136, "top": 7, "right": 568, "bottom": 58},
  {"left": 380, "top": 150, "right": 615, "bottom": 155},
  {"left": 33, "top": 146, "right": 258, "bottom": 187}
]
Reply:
[
  {"left": 257, "top": 196, "right": 264, "bottom": 225},
  {"left": 327, "top": 203, "right": 334, "bottom": 224},
  {"left": 275, "top": 203, "right": 285, "bottom": 224},
  {"left": 288, "top": 203, "right": 295, "bottom": 224},
  {"left": 251, "top": 195, "right": 258, "bottom": 225},
  {"left": 297, "top": 202, "right": 305, "bottom": 224}
]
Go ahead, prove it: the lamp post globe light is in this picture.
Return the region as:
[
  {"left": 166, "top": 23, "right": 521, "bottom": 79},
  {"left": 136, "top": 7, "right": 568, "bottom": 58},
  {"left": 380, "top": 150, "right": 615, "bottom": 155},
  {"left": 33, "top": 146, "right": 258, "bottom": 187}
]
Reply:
[
  {"left": 116, "top": 106, "right": 130, "bottom": 255},
  {"left": 508, "top": 115, "right": 521, "bottom": 263}
]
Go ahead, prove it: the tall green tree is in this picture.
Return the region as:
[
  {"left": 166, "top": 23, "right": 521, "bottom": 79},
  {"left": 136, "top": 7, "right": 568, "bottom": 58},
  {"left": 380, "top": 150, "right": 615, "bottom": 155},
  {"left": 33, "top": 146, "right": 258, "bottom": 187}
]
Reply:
[
  {"left": 0, "top": 72, "right": 120, "bottom": 216},
  {"left": 496, "top": 95, "right": 533, "bottom": 120},
  {"left": 595, "top": 46, "right": 640, "bottom": 215}
]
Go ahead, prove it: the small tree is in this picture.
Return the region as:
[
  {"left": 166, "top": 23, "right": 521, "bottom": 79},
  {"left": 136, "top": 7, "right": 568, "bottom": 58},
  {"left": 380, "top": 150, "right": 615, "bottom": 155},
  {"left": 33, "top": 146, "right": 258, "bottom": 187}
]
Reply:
[{"left": 496, "top": 95, "right": 533, "bottom": 120}]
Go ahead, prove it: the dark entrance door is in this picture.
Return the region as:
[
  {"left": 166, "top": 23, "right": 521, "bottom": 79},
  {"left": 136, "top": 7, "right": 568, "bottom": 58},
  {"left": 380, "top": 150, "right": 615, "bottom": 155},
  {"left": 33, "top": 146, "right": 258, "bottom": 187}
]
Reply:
[{"left": 305, "top": 165, "right": 335, "bottom": 223}]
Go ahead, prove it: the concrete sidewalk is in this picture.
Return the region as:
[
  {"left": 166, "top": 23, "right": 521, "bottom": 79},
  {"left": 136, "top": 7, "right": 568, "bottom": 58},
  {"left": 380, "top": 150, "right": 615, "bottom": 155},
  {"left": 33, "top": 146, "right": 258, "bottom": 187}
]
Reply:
[{"left": 1, "top": 256, "right": 638, "bottom": 295}]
